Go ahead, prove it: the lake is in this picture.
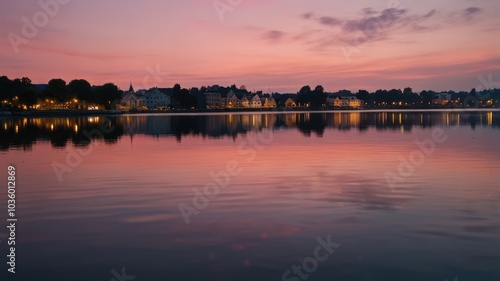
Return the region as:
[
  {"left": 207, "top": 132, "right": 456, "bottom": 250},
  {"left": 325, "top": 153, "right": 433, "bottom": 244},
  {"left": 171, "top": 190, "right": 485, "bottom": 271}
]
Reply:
[{"left": 1, "top": 110, "right": 499, "bottom": 281}]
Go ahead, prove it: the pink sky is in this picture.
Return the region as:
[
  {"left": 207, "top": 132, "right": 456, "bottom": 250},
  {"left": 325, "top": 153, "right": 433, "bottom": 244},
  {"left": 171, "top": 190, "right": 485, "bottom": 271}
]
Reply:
[{"left": 1, "top": 0, "right": 500, "bottom": 92}]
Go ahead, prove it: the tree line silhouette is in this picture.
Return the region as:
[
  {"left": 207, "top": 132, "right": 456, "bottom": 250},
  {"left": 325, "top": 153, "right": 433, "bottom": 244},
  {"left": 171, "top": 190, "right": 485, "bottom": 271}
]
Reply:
[
  {"left": 0, "top": 76, "right": 121, "bottom": 110},
  {"left": 296, "top": 85, "right": 500, "bottom": 108},
  {"left": 1, "top": 75, "right": 499, "bottom": 110}
]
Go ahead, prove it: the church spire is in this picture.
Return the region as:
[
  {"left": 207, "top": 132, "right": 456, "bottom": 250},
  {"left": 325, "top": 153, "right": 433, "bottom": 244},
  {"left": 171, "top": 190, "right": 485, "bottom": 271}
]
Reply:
[{"left": 128, "top": 79, "right": 134, "bottom": 93}]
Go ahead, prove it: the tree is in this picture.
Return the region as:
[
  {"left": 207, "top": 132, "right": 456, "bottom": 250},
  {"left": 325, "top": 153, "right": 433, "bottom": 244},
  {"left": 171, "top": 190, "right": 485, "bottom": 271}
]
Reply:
[
  {"left": 374, "top": 89, "right": 388, "bottom": 104},
  {"left": 0, "top": 76, "right": 35, "bottom": 102},
  {"left": 0, "top": 76, "right": 11, "bottom": 99},
  {"left": 311, "top": 85, "right": 326, "bottom": 108},
  {"left": 178, "top": 88, "right": 197, "bottom": 109},
  {"left": 387, "top": 89, "right": 403, "bottom": 104},
  {"left": 68, "top": 79, "right": 93, "bottom": 102},
  {"left": 94, "top": 83, "right": 121, "bottom": 109},
  {"left": 20, "top": 77, "right": 32, "bottom": 86},
  {"left": 0, "top": 76, "right": 16, "bottom": 101},
  {"left": 19, "top": 88, "right": 39, "bottom": 108},
  {"left": 402, "top": 88, "right": 420, "bottom": 106},
  {"left": 299, "top": 85, "right": 311, "bottom": 95},
  {"left": 356, "top": 90, "right": 370, "bottom": 102},
  {"left": 314, "top": 85, "right": 324, "bottom": 94},
  {"left": 46, "top": 79, "right": 70, "bottom": 102},
  {"left": 338, "top": 89, "right": 352, "bottom": 95},
  {"left": 420, "top": 90, "right": 435, "bottom": 105},
  {"left": 190, "top": 87, "right": 199, "bottom": 95},
  {"left": 296, "top": 85, "right": 311, "bottom": 107},
  {"left": 173, "top": 84, "right": 181, "bottom": 96}
]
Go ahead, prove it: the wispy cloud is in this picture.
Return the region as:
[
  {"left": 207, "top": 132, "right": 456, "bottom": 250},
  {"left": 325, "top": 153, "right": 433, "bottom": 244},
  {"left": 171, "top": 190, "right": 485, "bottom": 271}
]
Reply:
[
  {"left": 268, "top": 7, "right": 441, "bottom": 50},
  {"left": 318, "top": 16, "right": 342, "bottom": 27},
  {"left": 263, "top": 30, "right": 286, "bottom": 41},
  {"left": 362, "top": 8, "right": 378, "bottom": 16},
  {"left": 262, "top": 6, "right": 487, "bottom": 50},
  {"left": 308, "top": 7, "right": 438, "bottom": 44},
  {"left": 344, "top": 8, "right": 408, "bottom": 31},
  {"left": 462, "top": 7, "right": 482, "bottom": 20},
  {"left": 301, "top": 12, "right": 314, "bottom": 20}
]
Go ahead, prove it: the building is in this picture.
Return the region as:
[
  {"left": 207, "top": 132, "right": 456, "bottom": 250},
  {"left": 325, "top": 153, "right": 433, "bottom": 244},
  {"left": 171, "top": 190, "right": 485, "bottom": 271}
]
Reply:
[
  {"left": 241, "top": 96, "right": 250, "bottom": 108},
  {"left": 284, "top": 98, "right": 297, "bottom": 107},
  {"left": 250, "top": 95, "right": 262, "bottom": 108},
  {"left": 433, "top": 92, "right": 452, "bottom": 105},
  {"left": 144, "top": 88, "right": 171, "bottom": 109},
  {"left": 261, "top": 96, "right": 277, "bottom": 108},
  {"left": 346, "top": 96, "right": 363, "bottom": 108},
  {"left": 121, "top": 92, "right": 146, "bottom": 108},
  {"left": 326, "top": 95, "right": 363, "bottom": 108},
  {"left": 205, "top": 91, "right": 222, "bottom": 109},
  {"left": 120, "top": 83, "right": 171, "bottom": 109},
  {"left": 325, "top": 94, "right": 336, "bottom": 107},
  {"left": 226, "top": 90, "right": 242, "bottom": 108},
  {"left": 226, "top": 88, "right": 250, "bottom": 108}
]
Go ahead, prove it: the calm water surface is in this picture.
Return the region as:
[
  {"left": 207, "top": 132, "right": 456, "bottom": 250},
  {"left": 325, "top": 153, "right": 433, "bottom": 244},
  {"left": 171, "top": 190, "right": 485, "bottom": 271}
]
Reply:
[{"left": 1, "top": 111, "right": 499, "bottom": 281}]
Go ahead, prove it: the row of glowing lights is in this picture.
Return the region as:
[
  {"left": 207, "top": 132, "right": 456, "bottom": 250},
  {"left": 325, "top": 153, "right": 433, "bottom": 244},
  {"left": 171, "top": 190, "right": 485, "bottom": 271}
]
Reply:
[
  {"left": 371, "top": 99, "right": 495, "bottom": 105},
  {"left": 4, "top": 124, "right": 79, "bottom": 133},
  {"left": 124, "top": 112, "right": 494, "bottom": 130},
  {"left": 2, "top": 113, "right": 494, "bottom": 134},
  {"left": 2, "top": 99, "right": 99, "bottom": 110},
  {"left": 2, "top": 98, "right": 79, "bottom": 103},
  {"left": 3, "top": 117, "right": 101, "bottom": 133}
]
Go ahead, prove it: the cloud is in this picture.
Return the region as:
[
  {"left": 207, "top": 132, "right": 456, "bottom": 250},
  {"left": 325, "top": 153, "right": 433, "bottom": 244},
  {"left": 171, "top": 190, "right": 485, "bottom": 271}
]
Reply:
[
  {"left": 301, "top": 12, "right": 314, "bottom": 20},
  {"left": 464, "top": 7, "right": 481, "bottom": 15},
  {"left": 294, "top": 6, "right": 492, "bottom": 51},
  {"left": 262, "top": 30, "right": 286, "bottom": 41},
  {"left": 259, "top": 6, "right": 489, "bottom": 54},
  {"left": 302, "top": 7, "right": 438, "bottom": 40},
  {"left": 362, "top": 8, "right": 378, "bottom": 16},
  {"left": 298, "top": 7, "right": 438, "bottom": 47},
  {"left": 440, "top": 6, "right": 483, "bottom": 25},
  {"left": 343, "top": 8, "right": 408, "bottom": 33},
  {"left": 318, "top": 16, "right": 342, "bottom": 26},
  {"left": 463, "top": 7, "right": 482, "bottom": 19},
  {"left": 422, "top": 9, "right": 436, "bottom": 19}
]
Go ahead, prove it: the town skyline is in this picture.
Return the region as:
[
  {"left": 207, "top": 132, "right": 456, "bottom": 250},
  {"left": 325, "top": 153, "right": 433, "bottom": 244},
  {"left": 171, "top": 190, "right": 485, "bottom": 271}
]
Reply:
[
  {"left": 2, "top": 74, "right": 499, "bottom": 112},
  {"left": 1, "top": 1, "right": 499, "bottom": 93}
]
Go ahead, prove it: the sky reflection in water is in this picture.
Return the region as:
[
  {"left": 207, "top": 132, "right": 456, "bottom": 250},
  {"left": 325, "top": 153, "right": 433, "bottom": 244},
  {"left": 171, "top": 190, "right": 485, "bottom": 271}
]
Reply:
[{"left": 0, "top": 111, "right": 499, "bottom": 281}]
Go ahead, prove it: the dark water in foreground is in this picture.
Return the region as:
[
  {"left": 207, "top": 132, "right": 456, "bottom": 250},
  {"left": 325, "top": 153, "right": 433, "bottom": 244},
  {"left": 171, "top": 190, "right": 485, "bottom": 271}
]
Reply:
[{"left": 0, "top": 110, "right": 499, "bottom": 281}]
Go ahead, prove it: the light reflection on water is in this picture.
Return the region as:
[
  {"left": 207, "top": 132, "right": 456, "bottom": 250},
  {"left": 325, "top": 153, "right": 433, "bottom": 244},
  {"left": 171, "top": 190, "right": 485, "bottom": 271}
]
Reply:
[{"left": 1, "top": 111, "right": 499, "bottom": 281}]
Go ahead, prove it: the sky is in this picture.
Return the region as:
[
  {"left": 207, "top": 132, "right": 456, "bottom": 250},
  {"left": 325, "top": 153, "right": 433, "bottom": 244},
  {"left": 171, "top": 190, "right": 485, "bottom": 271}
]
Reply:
[{"left": 1, "top": 0, "right": 500, "bottom": 93}]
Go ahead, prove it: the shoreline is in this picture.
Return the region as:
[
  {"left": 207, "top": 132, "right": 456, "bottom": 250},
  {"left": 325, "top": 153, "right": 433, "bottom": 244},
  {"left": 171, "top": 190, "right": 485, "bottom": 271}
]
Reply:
[{"left": 0, "top": 107, "right": 498, "bottom": 117}]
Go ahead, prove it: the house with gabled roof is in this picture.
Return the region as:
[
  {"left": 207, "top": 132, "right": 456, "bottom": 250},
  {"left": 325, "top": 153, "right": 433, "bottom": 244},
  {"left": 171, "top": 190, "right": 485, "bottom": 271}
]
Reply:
[
  {"left": 284, "top": 98, "right": 297, "bottom": 107},
  {"left": 261, "top": 96, "right": 277, "bottom": 108},
  {"left": 226, "top": 90, "right": 241, "bottom": 108},
  {"left": 226, "top": 87, "right": 250, "bottom": 108},
  {"left": 250, "top": 95, "right": 262, "bottom": 108},
  {"left": 144, "top": 88, "right": 171, "bottom": 109},
  {"left": 326, "top": 94, "right": 363, "bottom": 108},
  {"left": 121, "top": 93, "right": 146, "bottom": 108},
  {"left": 241, "top": 96, "right": 250, "bottom": 107},
  {"left": 121, "top": 83, "right": 146, "bottom": 109}
]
